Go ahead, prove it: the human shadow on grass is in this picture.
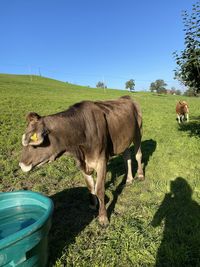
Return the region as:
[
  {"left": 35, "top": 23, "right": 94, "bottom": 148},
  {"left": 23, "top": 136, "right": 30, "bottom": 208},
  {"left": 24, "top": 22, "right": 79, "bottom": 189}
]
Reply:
[
  {"left": 151, "top": 177, "right": 200, "bottom": 267},
  {"left": 178, "top": 116, "right": 200, "bottom": 138},
  {"left": 106, "top": 139, "right": 157, "bottom": 219}
]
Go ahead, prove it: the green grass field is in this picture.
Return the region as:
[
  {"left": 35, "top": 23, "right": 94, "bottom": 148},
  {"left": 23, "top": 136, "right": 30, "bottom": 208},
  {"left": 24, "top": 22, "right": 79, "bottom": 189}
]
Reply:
[{"left": 0, "top": 74, "right": 200, "bottom": 266}]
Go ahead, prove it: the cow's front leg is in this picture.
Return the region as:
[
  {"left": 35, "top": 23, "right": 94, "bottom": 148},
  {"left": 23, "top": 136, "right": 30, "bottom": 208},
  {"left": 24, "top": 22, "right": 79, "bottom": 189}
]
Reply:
[
  {"left": 185, "top": 113, "right": 189, "bottom": 122},
  {"left": 95, "top": 158, "right": 109, "bottom": 226},
  {"left": 177, "top": 114, "right": 181, "bottom": 124},
  {"left": 83, "top": 172, "right": 98, "bottom": 210}
]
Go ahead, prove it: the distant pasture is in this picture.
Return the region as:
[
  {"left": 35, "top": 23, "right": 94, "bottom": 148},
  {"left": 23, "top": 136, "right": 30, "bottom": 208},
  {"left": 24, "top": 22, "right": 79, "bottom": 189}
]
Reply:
[{"left": 0, "top": 74, "right": 200, "bottom": 266}]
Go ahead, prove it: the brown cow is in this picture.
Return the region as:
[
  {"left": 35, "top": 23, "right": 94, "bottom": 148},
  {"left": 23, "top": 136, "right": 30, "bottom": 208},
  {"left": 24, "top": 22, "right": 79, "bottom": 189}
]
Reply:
[
  {"left": 176, "top": 101, "right": 189, "bottom": 123},
  {"left": 19, "top": 96, "right": 144, "bottom": 226}
]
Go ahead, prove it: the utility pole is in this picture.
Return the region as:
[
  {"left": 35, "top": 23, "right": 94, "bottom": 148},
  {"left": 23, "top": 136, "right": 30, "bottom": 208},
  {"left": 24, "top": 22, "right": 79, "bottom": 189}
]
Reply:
[
  {"left": 29, "top": 65, "right": 33, "bottom": 82},
  {"left": 38, "top": 67, "right": 42, "bottom": 77},
  {"left": 103, "top": 75, "right": 106, "bottom": 93}
]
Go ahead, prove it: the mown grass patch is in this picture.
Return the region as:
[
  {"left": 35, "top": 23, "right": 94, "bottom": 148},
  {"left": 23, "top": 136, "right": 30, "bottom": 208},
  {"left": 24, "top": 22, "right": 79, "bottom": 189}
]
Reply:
[{"left": 0, "top": 74, "right": 200, "bottom": 266}]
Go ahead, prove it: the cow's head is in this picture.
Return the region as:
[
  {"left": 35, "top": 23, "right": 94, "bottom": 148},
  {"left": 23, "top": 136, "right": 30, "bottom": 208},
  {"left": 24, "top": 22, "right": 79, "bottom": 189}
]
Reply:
[
  {"left": 22, "top": 112, "right": 48, "bottom": 147},
  {"left": 19, "top": 112, "right": 63, "bottom": 172}
]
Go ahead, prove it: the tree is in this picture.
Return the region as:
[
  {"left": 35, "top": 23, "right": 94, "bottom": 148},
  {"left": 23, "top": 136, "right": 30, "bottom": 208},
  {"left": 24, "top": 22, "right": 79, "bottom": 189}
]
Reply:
[
  {"left": 171, "top": 87, "right": 182, "bottom": 95},
  {"left": 173, "top": 1, "right": 200, "bottom": 94},
  {"left": 184, "top": 87, "right": 197, "bottom": 96},
  {"left": 96, "top": 81, "right": 106, "bottom": 88},
  {"left": 149, "top": 79, "right": 167, "bottom": 94},
  {"left": 125, "top": 79, "right": 135, "bottom": 91},
  {"left": 175, "top": 89, "right": 182, "bottom": 95}
]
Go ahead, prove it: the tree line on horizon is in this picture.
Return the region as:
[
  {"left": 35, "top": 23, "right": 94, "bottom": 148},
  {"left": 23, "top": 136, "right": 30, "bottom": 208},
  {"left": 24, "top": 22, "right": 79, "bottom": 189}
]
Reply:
[{"left": 96, "top": 78, "right": 182, "bottom": 95}]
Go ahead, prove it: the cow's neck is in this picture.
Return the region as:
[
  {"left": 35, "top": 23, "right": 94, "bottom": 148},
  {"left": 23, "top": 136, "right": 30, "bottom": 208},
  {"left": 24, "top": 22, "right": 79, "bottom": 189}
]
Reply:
[{"left": 44, "top": 115, "right": 86, "bottom": 147}]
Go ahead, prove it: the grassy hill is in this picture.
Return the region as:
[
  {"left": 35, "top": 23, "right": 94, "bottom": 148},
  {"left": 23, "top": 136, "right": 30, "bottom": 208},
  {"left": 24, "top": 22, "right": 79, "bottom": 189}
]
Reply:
[{"left": 0, "top": 74, "right": 200, "bottom": 266}]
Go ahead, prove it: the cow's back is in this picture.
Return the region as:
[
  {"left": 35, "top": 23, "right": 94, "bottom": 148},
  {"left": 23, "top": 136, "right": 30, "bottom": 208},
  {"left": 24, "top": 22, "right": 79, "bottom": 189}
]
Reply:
[{"left": 95, "top": 96, "right": 142, "bottom": 155}]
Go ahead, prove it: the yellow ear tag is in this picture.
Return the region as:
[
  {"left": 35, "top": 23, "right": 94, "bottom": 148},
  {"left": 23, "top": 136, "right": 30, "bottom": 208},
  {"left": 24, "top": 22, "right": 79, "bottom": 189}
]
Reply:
[{"left": 30, "top": 133, "right": 38, "bottom": 142}]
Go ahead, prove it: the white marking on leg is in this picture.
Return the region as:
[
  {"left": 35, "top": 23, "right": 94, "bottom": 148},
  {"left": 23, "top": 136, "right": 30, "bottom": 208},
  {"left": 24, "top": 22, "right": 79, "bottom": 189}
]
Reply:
[
  {"left": 127, "top": 158, "right": 133, "bottom": 183},
  {"left": 83, "top": 173, "right": 95, "bottom": 195},
  {"left": 186, "top": 113, "right": 189, "bottom": 122},
  {"left": 123, "top": 149, "right": 134, "bottom": 183},
  {"left": 135, "top": 147, "right": 144, "bottom": 180},
  {"left": 83, "top": 173, "right": 98, "bottom": 209}
]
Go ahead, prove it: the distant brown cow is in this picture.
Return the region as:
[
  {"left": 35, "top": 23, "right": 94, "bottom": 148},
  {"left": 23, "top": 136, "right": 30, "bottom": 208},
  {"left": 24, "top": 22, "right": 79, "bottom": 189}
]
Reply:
[
  {"left": 19, "top": 96, "right": 144, "bottom": 226},
  {"left": 176, "top": 101, "right": 189, "bottom": 123}
]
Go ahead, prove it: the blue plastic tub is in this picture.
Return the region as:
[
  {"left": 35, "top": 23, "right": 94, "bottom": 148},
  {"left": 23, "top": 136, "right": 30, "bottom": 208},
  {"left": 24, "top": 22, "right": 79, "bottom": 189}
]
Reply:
[{"left": 0, "top": 191, "right": 54, "bottom": 267}]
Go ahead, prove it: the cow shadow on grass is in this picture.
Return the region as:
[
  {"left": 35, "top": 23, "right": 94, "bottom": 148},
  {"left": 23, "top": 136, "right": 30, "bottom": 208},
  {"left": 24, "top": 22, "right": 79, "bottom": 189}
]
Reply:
[
  {"left": 152, "top": 177, "right": 200, "bottom": 266},
  {"left": 106, "top": 138, "right": 157, "bottom": 219},
  {"left": 178, "top": 116, "right": 200, "bottom": 137},
  {"left": 48, "top": 187, "right": 97, "bottom": 266},
  {"left": 48, "top": 139, "right": 156, "bottom": 266}
]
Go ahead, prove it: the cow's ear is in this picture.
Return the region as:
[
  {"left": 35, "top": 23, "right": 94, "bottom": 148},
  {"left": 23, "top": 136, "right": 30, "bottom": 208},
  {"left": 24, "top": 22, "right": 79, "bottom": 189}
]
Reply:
[{"left": 26, "top": 112, "right": 41, "bottom": 123}]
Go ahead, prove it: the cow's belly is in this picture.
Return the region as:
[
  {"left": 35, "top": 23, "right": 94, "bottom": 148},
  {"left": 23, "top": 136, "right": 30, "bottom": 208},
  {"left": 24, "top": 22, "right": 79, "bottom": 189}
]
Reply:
[{"left": 113, "top": 138, "right": 133, "bottom": 155}]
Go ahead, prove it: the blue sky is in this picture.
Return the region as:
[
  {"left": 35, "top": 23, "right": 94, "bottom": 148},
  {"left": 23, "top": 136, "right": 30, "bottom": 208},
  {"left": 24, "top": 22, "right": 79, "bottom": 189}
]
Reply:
[{"left": 0, "top": 0, "right": 195, "bottom": 91}]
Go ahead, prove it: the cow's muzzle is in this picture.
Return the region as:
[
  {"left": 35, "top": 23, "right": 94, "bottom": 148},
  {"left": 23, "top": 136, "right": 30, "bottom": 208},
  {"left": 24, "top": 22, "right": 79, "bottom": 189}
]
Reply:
[{"left": 19, "top": 162, "right": 33, "bottom": 172}]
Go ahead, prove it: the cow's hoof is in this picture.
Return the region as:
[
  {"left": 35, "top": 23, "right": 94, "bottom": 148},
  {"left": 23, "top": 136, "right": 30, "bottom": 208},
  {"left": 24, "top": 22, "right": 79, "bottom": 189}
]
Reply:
[
  {"left": 126, "top": 175, "right": 134, "bottom": 185},
  {"left": 126, "top": 179, "right": 133, "bottom": 185},
  {"left": 89, "top": 194, "right": 99, "bottom": 210},
  {"left": 98, "top": 216, "right": 109, "bottom": 227},
  {"left": 135, "top": 174, "right": 145, "bottom": 181},
  {"left": 138, "top": 175, "right": 145, "bottom": 181}
]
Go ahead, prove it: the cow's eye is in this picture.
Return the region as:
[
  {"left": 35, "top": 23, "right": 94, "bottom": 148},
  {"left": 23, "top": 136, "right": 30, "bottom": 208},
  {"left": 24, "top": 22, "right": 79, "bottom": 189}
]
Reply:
[{"left": 42, "top": 129, "right": 49, "bottom": 136}]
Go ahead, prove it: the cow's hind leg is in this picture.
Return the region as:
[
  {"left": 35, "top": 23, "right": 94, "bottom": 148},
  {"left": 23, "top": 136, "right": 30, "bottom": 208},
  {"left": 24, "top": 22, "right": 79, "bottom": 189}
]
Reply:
[
  {"left": 83, "top": 173, "right": 98, "bottom": 210},
  {"left": 123, "top": 148, "right": 134, "bottom": 184},
  {"left": 133, "top": 131, "right": 144, "bottom": 181},
  {"left": 135, "top": 146, "right": 144, "bottom": 180},
  {"left": 95, "top": 158, "right": 109, "bottom": 226},
  {"left": 133, "top": 132, "right": 144, "bottom": 180}
]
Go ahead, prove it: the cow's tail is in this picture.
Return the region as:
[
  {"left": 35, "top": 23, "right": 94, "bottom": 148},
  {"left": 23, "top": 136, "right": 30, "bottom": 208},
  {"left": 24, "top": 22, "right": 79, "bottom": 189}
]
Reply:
[{"left": 133, "top": 100, "right": 143, "bottom": 135}]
